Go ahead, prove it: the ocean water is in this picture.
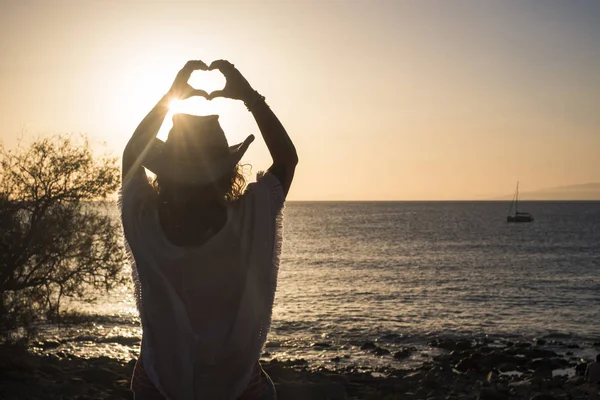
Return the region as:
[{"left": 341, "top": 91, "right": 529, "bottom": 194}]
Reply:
[{"left": 62, "top": 201, "right": 600, "bottom": 368}]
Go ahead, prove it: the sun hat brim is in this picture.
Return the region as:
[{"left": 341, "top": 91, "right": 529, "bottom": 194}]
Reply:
[{"left": 142, "top": 134, "right": 254, "bottom": 185}]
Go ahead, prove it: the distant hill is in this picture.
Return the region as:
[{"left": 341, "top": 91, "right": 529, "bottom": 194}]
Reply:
[{"left": 496, "top": 183, "right": 600, "bottom": 201}]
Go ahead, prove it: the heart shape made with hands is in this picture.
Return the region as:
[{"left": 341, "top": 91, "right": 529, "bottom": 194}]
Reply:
[{"left": 187, "top": 69, "right": 227, "bottom": 97}]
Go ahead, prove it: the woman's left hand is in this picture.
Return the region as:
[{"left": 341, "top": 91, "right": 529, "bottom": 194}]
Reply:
[
  {"left": 168, "top": 60, "right": 210, "bottom": 100},
  {"left": 206, "top": 60, "right": 255, "bottom": 102}
]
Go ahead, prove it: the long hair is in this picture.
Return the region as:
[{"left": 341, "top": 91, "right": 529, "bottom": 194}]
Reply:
[{"left": 152, "top": 163, "right": 248, "bottom": 207}]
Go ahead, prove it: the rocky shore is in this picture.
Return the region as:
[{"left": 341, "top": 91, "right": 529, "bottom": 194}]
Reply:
[{"left": 1, "top": 337, "right": 599, "bottom": 399}]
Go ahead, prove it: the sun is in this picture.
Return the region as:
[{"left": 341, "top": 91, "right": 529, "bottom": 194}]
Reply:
[{"left": 168, "top": 99, "right": 186, "bottom": 114}]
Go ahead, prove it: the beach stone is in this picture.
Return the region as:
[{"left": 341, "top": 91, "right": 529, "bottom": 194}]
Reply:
[
  {"left": 42, "top": 340, "right": 61, "bottom": 350},
  {"left": 498, "top": 363, "right": 518, "bottom": 372},
  {"left": 373, "top": 347, "right": 390, "bottom": 356},
  {"left": 532, "top": 367, "right": 553, "bottom": 380},
  {"left": 428, "top": 337, "right": 458, "bottom": 350},
  {"left": 393, "top": 348, "right": 412, "bottom": 359},
  {"left": 478, "top": 387, "right": 507, "bottom": 400},
  {"left": 455, "top": 340, "right": 473, "bottom": 351},
  {"left": 565, "top": 375, "right": 584, "bottom": 386},
  {"left": 530, "top": 394, "right": 558, "bottom": 400},
  {"left": 509, "top": 379, "right": 533, "bottom": 388},
  {"left": 520, "top": 348, "right": 558, "bottom": 359},
  {"left": 360, "top": 342, "right": 377, "bottom": 350},
  {"left": 575, "top": 362, "right": 588, "bottom": 376},
  {"left": 96, "top": 336, "right": 140, "bottom": 346},
  {"left": 71, "top": 335, "right": 98, "bottom": 342},
  {"left": 456, "top": 356, "right": 480, "bottom": 372},
  {"left": 380, "top": 333, "right": 403, "bottom": 342},
  {"left": 516, "top": 342, "right": 533, "bottom": 349},
  {"left": 275, "top": 382, "right": 346, "bottom": 400},
  {"left": 585, "top": 361, "right": 600, "bottom": 383},
  {"left": 485, "top": 370, "right": 499, "bottom": 386},
  {"left": 11, "top": 353, "right": 42, "bottom": 370},
  {"left": 77, "top": 367, "right": 120, "bottom": 384}
]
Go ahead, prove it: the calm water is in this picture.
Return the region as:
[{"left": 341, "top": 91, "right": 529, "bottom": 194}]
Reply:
[{"left": 63, "top": 201, "right": 600, "bottom": 368}]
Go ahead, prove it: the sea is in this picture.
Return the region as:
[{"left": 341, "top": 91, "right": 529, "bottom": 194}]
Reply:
[{"left": 56, "top": 201, "right": 600, "bottom": 370}]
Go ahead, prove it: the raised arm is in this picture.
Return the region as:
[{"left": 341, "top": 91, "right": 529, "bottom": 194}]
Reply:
[
  {"left": 207, "top": 60, "right": 298, "bottom": 196},
  {"left": 122, "top": 60, "right": 208, "bottom": 183}
]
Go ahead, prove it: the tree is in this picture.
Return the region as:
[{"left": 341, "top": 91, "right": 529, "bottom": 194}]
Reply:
[{"left": 0, "top": 134, "right": 125, "bottom": 340}]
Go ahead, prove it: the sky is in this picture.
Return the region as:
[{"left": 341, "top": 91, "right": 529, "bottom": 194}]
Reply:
[{"left": 1, "top": 0, "right": 599, "bottom": 200}]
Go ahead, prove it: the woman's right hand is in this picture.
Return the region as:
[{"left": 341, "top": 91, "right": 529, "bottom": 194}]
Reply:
[
  {"left": 206, "top": 60, "right": 256, "bottom": 102},
  {"left": 168, "top": 60, "right": 209, "bottom": 100}
]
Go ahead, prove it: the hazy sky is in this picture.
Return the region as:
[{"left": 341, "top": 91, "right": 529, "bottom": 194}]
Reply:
[{"left": 1, "top": 0, "right": 599, "bottom": 200}]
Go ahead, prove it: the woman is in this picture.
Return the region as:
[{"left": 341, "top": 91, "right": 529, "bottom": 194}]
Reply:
[{"left": 121, "top": 60, "right": 298, "bottom": 399}]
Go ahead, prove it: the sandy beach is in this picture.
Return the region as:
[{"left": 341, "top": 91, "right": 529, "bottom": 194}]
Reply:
[{"left": 2, "top": 335, "right": 599, "bottom": 400}]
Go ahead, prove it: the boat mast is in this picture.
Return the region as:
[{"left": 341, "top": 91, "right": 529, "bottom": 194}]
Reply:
[{"left": 515, "top": 181, "right": 519, "bottom": 214}]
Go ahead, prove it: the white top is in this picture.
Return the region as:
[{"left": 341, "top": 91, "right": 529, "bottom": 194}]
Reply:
[{"left": 120, "top": 171, "right": 284, "bottom": 400}]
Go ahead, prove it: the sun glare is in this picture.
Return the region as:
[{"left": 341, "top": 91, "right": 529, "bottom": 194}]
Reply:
[
  {"left": 120, "top": 63, "right": 244, "bottom": 143},
  {"left": 168, "top": 99, "right": 185, "bottom": 113}
]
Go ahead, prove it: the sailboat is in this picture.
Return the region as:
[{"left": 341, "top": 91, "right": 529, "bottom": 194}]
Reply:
[{"left": 507, "top": 181, "right": 533, "bottom": 223}]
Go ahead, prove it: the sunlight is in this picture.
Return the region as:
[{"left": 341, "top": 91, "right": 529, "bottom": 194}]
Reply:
[
  {"left": 112, "top": 60, "right": 254, "bottom": 150},
  {"left": 188, "top": 69, "right": 226, "bottom": 95},
  {"left": 168, "top": 99, "right": 186, "bottom": 114}
]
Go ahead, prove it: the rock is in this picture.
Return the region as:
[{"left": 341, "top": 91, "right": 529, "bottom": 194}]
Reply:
[
  {"left": 373, "top": 347, "right": 390, "bottom": 356},
  {"left": 360, "top": 342, "right": 377, "bottom": 350},
  {"left": 565, "top": 375, "right": 584, "bottom": 385},
  {"left": 393, "top": 348, "right": 412, "bottom": 359},
  {"left": 42, "top": 340, "right": 61, "bottom": 350},
  {"left": 455, "top": 340, "right": 473, "bottom": 351},
  {"left": 508, "top": 379, "right": 533, "bottom": 388},
  {"left": 478, "top": 387, "right": 507, "bottom": 400},
  {"left": 71, "top": 335, "right": 98, "bottom": 342},
  {"left": 530, "top": 394, "right": 557, "bottom": 400},
  {"left": 428, "top": 337, "right": 458, "bottom": 350},
  {"left": 498, "top": 363, "right": 518, "bottom": 372},
  {"left": 575, "top": 362, "right": 588, "bottom": 376},
  {"left": 98, "top": 336, "right": 141, "bottom": 346},
  {"left": 535, "top": 339, "right": 547, "bottom": 346},
  {"left": 331, "top": 356, "right": 341, "bottom": 362},
  {"left": 515, "top": 342, "right": 532, "bottom": 349},
  {"left": 486, "top": 370, "right": 499, "bottom": 386},
  {"left": 275, "top": 382, "right": 346, "bottom": 400},
  {"left": 380, "top": 333, "right": 403, "bottom": 342},
  {"left": 265, "top": 341, "right": 281, "bottom": 348},
  {"left": 565, "top": 344, "right": 580, "bottom": 349},
  {"left": 311, "top": 342, "right": 331, "bottom": 348},
  {"left": 270, "top": 358, "right": 307, "bottom": 367},
  {"left": 532, "top": 367, "right": 553, "bottom": 380},
  {"left": 11, "top": 353, "right": 42, "bottom": 370},
  {"left": 77, "top": 367, "right": 120, "bottom": 384}
]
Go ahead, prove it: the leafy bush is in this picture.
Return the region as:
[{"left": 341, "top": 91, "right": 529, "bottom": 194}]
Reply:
[{"left": 0, "top": 135, "right": 125, "bottom": 341}]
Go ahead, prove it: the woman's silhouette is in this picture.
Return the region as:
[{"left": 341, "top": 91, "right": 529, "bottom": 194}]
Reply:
[{"left": 121, "top": 60, "right": 297, "bottom": 399}]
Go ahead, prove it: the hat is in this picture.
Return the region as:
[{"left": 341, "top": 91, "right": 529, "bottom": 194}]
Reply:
[{"left": 142, "top": 114, "right": 254, "bottom": 185}]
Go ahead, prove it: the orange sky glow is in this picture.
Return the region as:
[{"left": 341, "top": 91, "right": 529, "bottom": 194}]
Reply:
[{"left": 1, "top": 0, "right": 599, "bottom": 200}]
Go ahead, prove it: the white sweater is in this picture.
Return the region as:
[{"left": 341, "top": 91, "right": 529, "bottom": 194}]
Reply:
[{"left": 120, "top": 171, "right": 284, "bottom": 399}]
